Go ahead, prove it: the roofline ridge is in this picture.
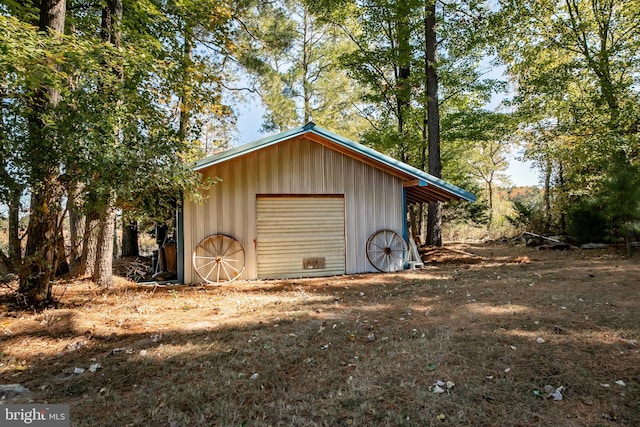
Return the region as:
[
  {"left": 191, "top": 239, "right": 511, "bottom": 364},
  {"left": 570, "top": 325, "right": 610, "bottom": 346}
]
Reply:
[{"left": 192, "top": 123, "right": 476, "bottom": 202}]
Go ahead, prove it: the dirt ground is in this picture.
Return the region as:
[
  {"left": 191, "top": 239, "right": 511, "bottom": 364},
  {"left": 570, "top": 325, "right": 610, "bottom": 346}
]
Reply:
[{"left": 0, "top": 242, "right": 639, "bottom": 426}]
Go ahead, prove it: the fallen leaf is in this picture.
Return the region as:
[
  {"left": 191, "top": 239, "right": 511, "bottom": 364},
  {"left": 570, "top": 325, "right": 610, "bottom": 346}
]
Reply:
[
  {"left": 431, "top": 385, "right": 445, "bottom": 394},
  {"left": 544, "top": 385, "right": 564, "bottom": 401}
]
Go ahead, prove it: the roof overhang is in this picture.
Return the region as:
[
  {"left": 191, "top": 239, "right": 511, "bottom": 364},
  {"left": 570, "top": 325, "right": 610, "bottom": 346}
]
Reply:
[{"left": 193, "top": 122, "right": 476, "bottom": 203}]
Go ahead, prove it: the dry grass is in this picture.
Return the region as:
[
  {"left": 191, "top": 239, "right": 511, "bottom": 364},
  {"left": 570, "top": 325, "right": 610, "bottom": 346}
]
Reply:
[{"left": 1, "top": 243, "right": 639, "bottom": 426}]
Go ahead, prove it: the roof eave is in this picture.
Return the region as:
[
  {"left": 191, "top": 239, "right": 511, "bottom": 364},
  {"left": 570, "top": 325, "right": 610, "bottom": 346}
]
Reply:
[
  {"left": 192, "top": 124, "right": 312, "bottom": 171},
  {"left": 307, "top": 126, "right": 476, "bottom": 203},
  {"left": 192, "top": 122, "right": 476, "bottom": 203}
]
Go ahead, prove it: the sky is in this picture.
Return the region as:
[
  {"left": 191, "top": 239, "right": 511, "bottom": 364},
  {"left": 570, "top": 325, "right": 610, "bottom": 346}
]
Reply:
[
  {"left": 233, "top": 93, "right": 542, "bottom": 188},
  {"left": 506, "top": 156, "right": 540, "bottom": 187}
]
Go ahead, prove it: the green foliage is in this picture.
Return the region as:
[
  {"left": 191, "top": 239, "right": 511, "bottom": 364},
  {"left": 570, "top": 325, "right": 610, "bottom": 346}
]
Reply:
[
  {"left": 235, "top": 0, "right": 368, "bottom": 137},
  {"left": 0, "top": 1, "right": 237, "bottom": 295},
  {"left": 333, "top": 0, "right": 506, "bottom": 165},
  {"left": 494, "top": 0, "right": 640, "bottom": 240},
  {"left": 564, "top": 154, "right": 640, "bottom": 244},
  {"left": 361, "top": 125, "right": 419, "bottom": 163},
  {"left": 601, "top": 153, "right": 640, "bottom": 241},
  {"left": 501, "top": 186, "right": 546, "bottom": 233},
  {"left": 444, "top": 192, "right": 491, "bottom": 227},
  {"left": 566, "top": 199, "right": 609, "bottom": 244},
  {"left": 442, "top": 109, "right": 515, "bottom": 187},
  {"left": 505, "top": 200, "right": 545, "bottom": 233},
  {"left": 0, "top": 0, "right": 235, "bottom": 215}
]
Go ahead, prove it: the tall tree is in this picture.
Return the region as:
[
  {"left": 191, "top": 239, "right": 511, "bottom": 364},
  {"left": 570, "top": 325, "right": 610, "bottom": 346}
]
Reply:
[
  {"left": 0, "top": 81, "right": 27, "bottom": 271},
  {"left": 495, "top": 0, "right": 640, "bottom": 238},
  {"left": 91, "top": 0, "right": 123, "bottom": 288},
  {"left": 447, "top": 110, "right": 514, "bottom": 226},
  {"left": 236, "top": 0, "right": 368, "bottom": 138},
  {"left": 18, "top": 0, "right": 67, "bottom": 306},
  {"left": 326, "top": 0, "right": 497, "bottom": 241},
  {"left": 333, "top": 0, "right": 425, "bottom": 170},
  {"left": 1, "top": 0, "right": 229, "bottom": 305},
  {"left": 424, "top": 0, "right": 442, "bottom": 245}
]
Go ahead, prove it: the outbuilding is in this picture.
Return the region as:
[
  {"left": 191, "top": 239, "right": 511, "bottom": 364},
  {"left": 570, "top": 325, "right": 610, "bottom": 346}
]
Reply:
[{"left": 178, "top": 123, "right": 475, "bottom": 284}]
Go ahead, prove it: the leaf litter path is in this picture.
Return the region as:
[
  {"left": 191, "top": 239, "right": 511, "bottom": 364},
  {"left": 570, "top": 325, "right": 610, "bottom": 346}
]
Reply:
[{"left": 1, "top": 242, "right": 639, "bottom": 426}]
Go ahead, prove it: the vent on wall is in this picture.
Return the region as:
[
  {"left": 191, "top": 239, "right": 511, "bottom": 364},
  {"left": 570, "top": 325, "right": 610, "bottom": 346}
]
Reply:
[{"left": 303, "top": 257, "right": 326, "bottom": 270}]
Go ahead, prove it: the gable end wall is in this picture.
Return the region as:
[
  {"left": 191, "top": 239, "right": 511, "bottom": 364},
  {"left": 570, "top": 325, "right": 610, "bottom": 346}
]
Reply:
[{"left": 183, "top": 137, "right": 404, "bottom": 283}]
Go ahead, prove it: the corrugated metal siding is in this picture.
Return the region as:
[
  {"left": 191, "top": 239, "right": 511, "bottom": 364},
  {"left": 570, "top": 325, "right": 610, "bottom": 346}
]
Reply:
[
  {"left": 256, "top": 197, "right": 345, "bottom": 278},
  {"left": 183, "top": 137, "right": 404, "bottom": 283}
]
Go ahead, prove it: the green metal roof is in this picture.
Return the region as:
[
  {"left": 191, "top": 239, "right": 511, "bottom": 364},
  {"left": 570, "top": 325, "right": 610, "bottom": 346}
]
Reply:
[{"left": 193, "top": 122, "right": 476, "bottom": 203}]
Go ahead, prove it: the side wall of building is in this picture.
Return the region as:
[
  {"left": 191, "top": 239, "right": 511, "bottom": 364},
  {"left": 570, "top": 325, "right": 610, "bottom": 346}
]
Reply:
[{"left": 182, "top": 136, "right": 404, "bottom": 283}]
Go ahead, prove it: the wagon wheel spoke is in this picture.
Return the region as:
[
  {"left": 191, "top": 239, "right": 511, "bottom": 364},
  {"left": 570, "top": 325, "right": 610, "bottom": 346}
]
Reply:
[
  {"left": 220, "top": 257, "right": 241, "bottom": 271},
  {"left": 384, "top": 232, "right": 392, "bottom": 248},
  {"left": 223, "top": 264, "right": 241, "bottom": 274},
  {"left": 206, "top": 238, "right": 219, "bottom": 256},
  {"left": 193, "top": 234, "right": 246, "bottom": 284},
  {"left": 219, "top": 237, "right": 232, "bottom": 257},
  {"left": 205, "top": 263, "right": 219, "bottom": 282},
  {"left": 194, "top": 258, "right": 217, "bottom": 269},
  {"left": 223, "top": 247, "right": 244, "bottom": 258},
  {"left": 200, "top": 243, "right": 216, "bottom": 258},
  {"left": 366, "top": 229, "right": 408, "bottom": 273},
  {"left": 371, "top": 252, "right": 385, "bottom": 263}
]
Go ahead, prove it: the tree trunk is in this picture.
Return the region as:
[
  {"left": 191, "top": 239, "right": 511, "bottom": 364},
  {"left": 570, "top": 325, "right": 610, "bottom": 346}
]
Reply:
[
  {"left": 18, "top": 0, "right": 66, "bottom": 307},
  {"left": 408, "top": 205, "right": 419, "bottom": 243},
  {"left": 67, "top": 181, "right": 84, "bottom": 266},
  {"left": 121, "top": 219, "right": 139, "bottom": 257},
  {"left": 80, "top": 209, "right": 100, "bottom": 277},
  {"left": 486, "top": 179, "right": 494, "bottom": 229},
  {"left": 558, "top": 162, "right": 566, "bottom": 235},
  {"left": 93, "top": 197, "right": 116, "bottom": 287},
  {"left": 543, "top": 158, "right": 552, "bottom": 233},
  {"left": 425, "top": 0, "right": 443, "bottom": 247},
  {"left": 426, "top": 203, "right": 443, "bottom": 246},
  {"left": 7, "top": 187, "right": 23, "bottom": 267},
  {"left": 0, "top": 88, "right": 23, "bottom": 270},
  {"left": 302, "top": 5, "right": 312, "bottom": 124},
  {"left": 55, "top": 223, "right": 69, "bottom": 276},
  {"left": 20, "top": 181, "right": 61, "bottom": 305},
  {"left": 100, "top": 0, "right": 123, "bottom": 48},
  {"left": 178, "top": 29, "right": 193, "bottom": 139},
  {"left": 394, "top": 2, "right": 411, "bottom": 163},
  {"left": 0, "top": 186, "right": 23, "bottom": 274},
  {"left": 416, "top": 93, "right": 429, "bottom": 242},
  {"left": 89, "top": 0, "right": 122, "bottom": 287}
]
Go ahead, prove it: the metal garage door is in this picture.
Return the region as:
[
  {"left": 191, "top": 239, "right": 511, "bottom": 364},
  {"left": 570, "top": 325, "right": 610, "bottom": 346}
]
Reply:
[{"left": 256, "top": 196, "right": 346, "bottom": 279}]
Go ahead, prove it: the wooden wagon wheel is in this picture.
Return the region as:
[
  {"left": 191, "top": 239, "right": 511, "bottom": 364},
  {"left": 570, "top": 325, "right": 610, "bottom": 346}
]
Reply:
[
  {"left": 366, "top": 229, "right": 408, "bottom": 273},
  {"left": 193, "top": 234, "right": 245, "bottom": 284}
]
